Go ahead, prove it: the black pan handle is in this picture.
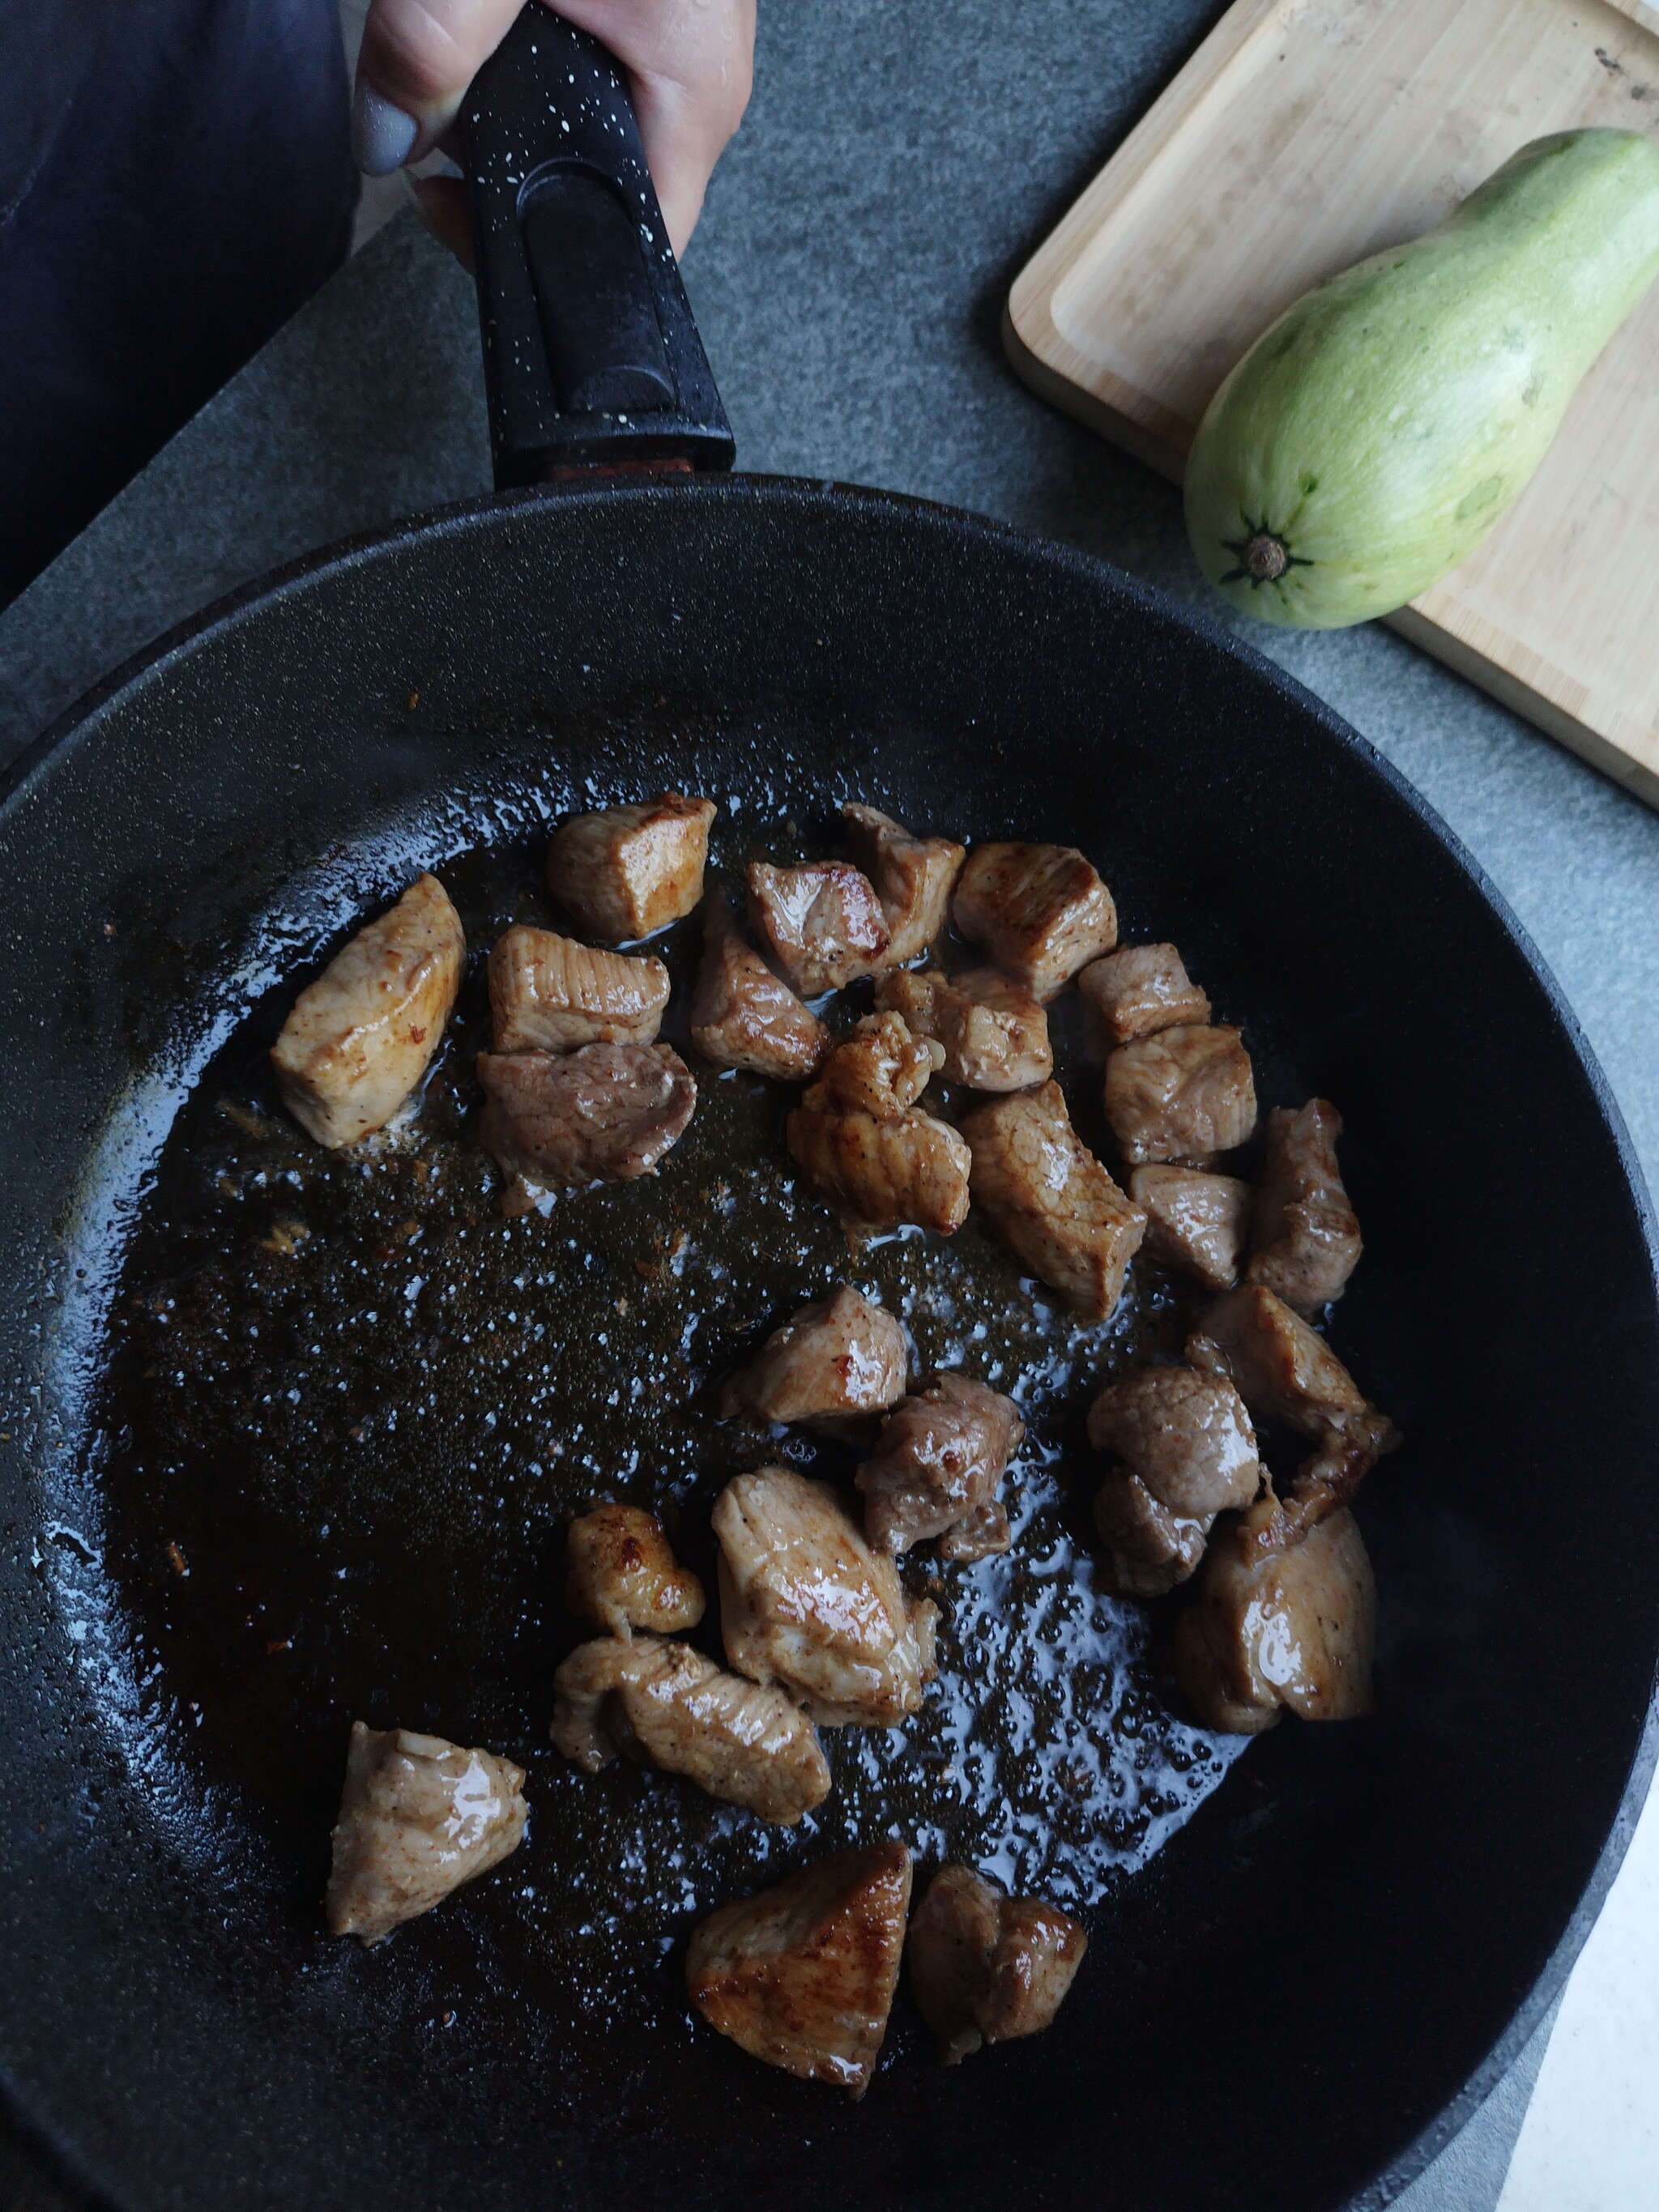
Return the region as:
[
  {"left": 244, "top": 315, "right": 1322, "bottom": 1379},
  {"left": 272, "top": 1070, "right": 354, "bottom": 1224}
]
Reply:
[{"left": 457, "top": 6, "right": 736, "bottom": 488}]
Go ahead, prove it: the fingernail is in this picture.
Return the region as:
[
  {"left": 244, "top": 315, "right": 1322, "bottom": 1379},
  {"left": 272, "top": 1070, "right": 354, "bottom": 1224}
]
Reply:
[{"left": 352, "top": 79, "right": 419, "bottom": 177}]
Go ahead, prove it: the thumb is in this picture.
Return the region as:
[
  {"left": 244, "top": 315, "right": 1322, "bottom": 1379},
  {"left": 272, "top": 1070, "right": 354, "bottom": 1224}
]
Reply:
[{"left": 352, "top": 0, "right": 524, "bottom": 173}]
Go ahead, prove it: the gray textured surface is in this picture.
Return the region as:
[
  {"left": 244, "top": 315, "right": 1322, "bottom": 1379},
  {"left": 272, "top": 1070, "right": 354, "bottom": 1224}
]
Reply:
[{"left": 2, "top": 2, "right": 1655, "bottom": 2206}]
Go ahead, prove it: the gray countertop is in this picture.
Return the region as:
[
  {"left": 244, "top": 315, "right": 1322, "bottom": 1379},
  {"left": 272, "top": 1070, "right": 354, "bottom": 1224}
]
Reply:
[{"left": 2, "top": 2, "right": 1655, "bottom": 2205}]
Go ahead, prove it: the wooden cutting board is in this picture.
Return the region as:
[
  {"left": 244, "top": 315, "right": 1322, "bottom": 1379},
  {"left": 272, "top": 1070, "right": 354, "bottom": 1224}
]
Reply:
[{"left": 1005, "top": 0, "right": 1659, "bottom": 808}]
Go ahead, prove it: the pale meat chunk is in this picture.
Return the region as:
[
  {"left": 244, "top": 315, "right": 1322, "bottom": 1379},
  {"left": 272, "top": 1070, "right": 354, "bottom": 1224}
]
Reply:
[
  {"left": 476, "top": 1042, "right": 695, "bottom": 1205},
  {"left": 545, "top": 793, "right": 715, "bottom": 943},
  {"left": 549, "top": 1634, "right": 830, "bottom": 1825},
  {"left": 271, "top": 874, "right": 464, "bottom": 1149},
  {"left": 960, "top": 1080, "right": 1145, "bottom": 1320},
  {"left": 1078, "top": 943, "right": 1209, "bottom": 1044},
  {"left": 787, "top": 1016, "right": 970, "bottom": 1236},
  {"left": 325, "top": 1721, "right": 526, "bottom": 1944},
  {"left": 951, "top": 842, "right": 1118, "bottom": 1000},
  {"left": 747, "top": 859, "right": 890, "bottom": 994},
  {"left": 1188, "top": 1284, "right": 1378, "bottom": 1442},
  {"left": 855, "top": 1371, "right": 1025, "bottom": 1557},
  {"left": 565, "top": 1502, "right": 706, "bottom": 1639},
  {"left": 906, "top": 1865, "right": 1087, "bottom": 2065},
  {"left": 712, "top": 1466, "right": 938, "bottom": 1726},
  {"left": 841, "top": 803, "right": 966, "bottom": 968},
  {"left": 1093, "top": 1472, "right": 1209, "bottom": 1600},
  {"left": 1247, "top": 1099, "right": 1363, "bottom": 1312},
  {"left": 1087, "top": 1365, "right": 1261, "bottom": 1597},
  {"left": 1130, "top": 1165, "right": 1252, "bottom": 1291},
  {"left": 687, "top": 1840, "right": 912, "bottom": 2095},
  {"left": 689, "top": 891, "right": 827, "bottom": 1080},
  {"left": 1104, "top": 1023, "right": 1257, "bottom": 1165},
  {"left": 720, "top": 1285, "right": 907, "bottom": 1434},
  {"left": 937, "top": 1501, "right": 1013, "bottom": 1562},
  {"left": 488, "top": 923, "right": 669, "bottom": 1053},
  {"left": 875, "top": 967, "right": 1052, "bottom": 1091}
]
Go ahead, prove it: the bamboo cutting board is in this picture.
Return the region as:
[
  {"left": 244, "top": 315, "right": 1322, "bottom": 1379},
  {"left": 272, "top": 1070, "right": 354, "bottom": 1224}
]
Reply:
[{"left": 1005, "top": 0, "right": 1659, "bottom": 808}]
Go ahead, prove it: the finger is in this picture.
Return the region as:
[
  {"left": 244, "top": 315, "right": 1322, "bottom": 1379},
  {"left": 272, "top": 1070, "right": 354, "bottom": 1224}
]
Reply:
[{"left": 353, "top": 0, "right": 522, "bottom": 172}]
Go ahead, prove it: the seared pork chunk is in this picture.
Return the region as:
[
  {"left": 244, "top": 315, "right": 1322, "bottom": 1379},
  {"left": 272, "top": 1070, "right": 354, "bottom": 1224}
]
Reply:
[
  {"left": 875, "top": 967, "right": 1052, "bottom": 1091},
  {"left": 550, "top": 1634, "right": 830, "bottom": 1824},
  {"left": 906, "top": 1865, "right": 1087, "bottom": 2064},
  {"left": 788, "top": 1015, "right": 971, "bottom": 1236},
  {"left": 1104, "top": 1023, "right": 1257, "bottom": 1165},
  {"left": 855, "top": 1371, "right": 1025, "bottom": 1557},
  {"left": 1247, "top": 1099, "right": 1363, "bottom": 1312},
  {"left": 689, "top": 891, "right": 828, "bottom": 1080},
  {"left": 1188, "top": 1285, "right": 1380, "bottom": 1443},
  {"left": 937, "top": 1502, "right": 1013, "bottom": 1562},
  {"left": 1087, "top": 1366, "right": 1261, "bottom": 1596},
  {"left": 812, "top": 1009, "right": 941, "bottom": 1115},
  {"left": 713, "top": 1466, "right": 938, "bottom": 1725},
  {"left": 325, "top": 1721, "right": 526, "bottom": 1944},
  {"left": 720, "top": 1285, "right": 907, "bottom": 1433},
  {"left": 546, "top": 793, "right": 715, "bottom": 943},
  {"left": 747, "top": 859, "right": 890, "bottom": 995},
  {"left": 1130, "top": 1164, "right": 1252, "bottom": 1290},
  {"left": 488, "top": 924, "right": 669, "bottom": 1053},
  {"left": 565, "top": 1502, "right": 706, "bottom": 1639},
  {"left": 272, "top": 874, "right": 464, "bottom": 1149},
  {"left": 687, "top": 1840, "right": 912, "bottom": 2095},
  {"left": 961, "top": 1080, "right": 1145, "bottom": 1319},
  {"left": 1078, "top": 942, "right": 1209, "bottom": 1044},
  {"left": 1093, "top": 1471, "right": 1209, "bottom": 1599},
  {"left": 952, "top": 842, "right": 1118, "bottom": 999},
  {"left": 476, "top": 1042, "right": 695, "bottom": 1205},
  {"left": 841, "top": 803, "right": 966, "bottom": 968}
]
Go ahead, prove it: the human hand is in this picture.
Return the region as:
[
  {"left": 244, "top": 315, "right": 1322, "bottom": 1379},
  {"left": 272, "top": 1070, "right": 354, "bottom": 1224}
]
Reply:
[{"left": 352, "top": 0, "right": 755, "bottom": 259}]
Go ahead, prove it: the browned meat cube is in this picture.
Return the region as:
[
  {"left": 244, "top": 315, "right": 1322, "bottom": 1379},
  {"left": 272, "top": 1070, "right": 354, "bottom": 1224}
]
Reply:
[
  {"left": 720, "top": 1285, "right": 908, "bottom": 1433},
  {"left": 488, "top": 924, "right": 669, "bottom": 1054},
  {"left": 937, "top": 1501, "right": 1013, "bottom": 1562},
  {"left": 787, "top": 1016, "right": 970, "bottom": 1236},
  {"left": 1087, "top": 1365, "right": 1261, "bottom": 1596},
  {"left": 906, "top": 1865, "right": 1087, "bottom": 2065},
  {"left": 1104, "top": 1023, "right": 1257, "bottom": 1165},
  {"left": 1078, "top": 943, "right": 1210, "bottom": 1044},
  {"left": 689, "top": 891, "right": 828, "bottom": 1080},
  {"left": 960, "top": 1080, "right": 1145, "bottom": 1320},
  {"left": 855, "top": 1371, "right": 1025, "bottom": 1556},
  {"left": 841, "top": 803, "right": 966, "bottom": 967},
  {"left": 713, "top": 1465, "right": 938, "bottom": 1726},
  {"left": 1129, "top": 1165, "right": 1252, "bottom": 1290},
  {"left": 325, "top": 1721, "right": 526, "bottom": 1944},
  {"left": 747, "top": 859, "right": 890, "bottom": 995},
  {"left": 272, "top": 874, "right": 465, "bottom": 1149},
  {"left": 564, "top": 1502, "right": 706, "bottom": 1639},
  {"left": 1092, "top": 1471, "right": 1210, "bottom": 1599},
  {"left": 549, "top": 1634, "right": 830, "bottom": 1824},
  {"left": 687, "top": 1840, "right": 912, "bottom": 2095},
  {"left": 951, "top": 842, "right": 1118, "bottom": 999},
  {"left": 1174, "top": 1507, "right": 1375, "bottom": 1734},
  {"left": 476, "top": 1042, "right": 695, "bottom": 1206},
  {"left": 1247, "top": 1099, "right": 1363, "bottom": 1312},
  {"left": 811, "top": 1010, "right": 941, "bottom": 1116},
  {"left": 545, "top": 793, "right": 715, "bottom": 944},
  {"left": 1188, "top": 1284, "right": 1376, "bottom": 1442},
  {"left": 875, "top": 967, "right": 1052, "bottom": 1091}
]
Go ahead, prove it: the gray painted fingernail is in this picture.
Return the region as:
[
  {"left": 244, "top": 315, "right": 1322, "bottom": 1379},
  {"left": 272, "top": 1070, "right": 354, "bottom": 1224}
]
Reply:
[{"left": 352, "top": 80, "right": 419, "bottom": 177}]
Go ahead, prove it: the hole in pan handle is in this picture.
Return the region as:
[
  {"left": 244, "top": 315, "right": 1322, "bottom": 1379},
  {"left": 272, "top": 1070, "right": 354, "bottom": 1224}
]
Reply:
[{"left": 457, "top": 6, "right": 736, "bottom": 489}]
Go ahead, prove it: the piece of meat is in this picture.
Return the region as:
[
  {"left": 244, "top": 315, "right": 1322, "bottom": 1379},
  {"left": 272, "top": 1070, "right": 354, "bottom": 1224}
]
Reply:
[
  {"left": 1247, "top": 1099, "right": 1363, "bottom": 1313},
  {"left": 713, "top": 1466, "right": 938, "bottom": 1726},
  {"left": 476, "top": 1042, "right": 695, "bottom": 1205},
  {"left": 1093, "top": 1470, "right": 1210, "bottom": 1599},
  {"left": 875, "top": 967, "right": 1052, "bottom": 1091},
  {"left": 325, "top": 1721, "right": 526, "bottom": 1944},
  {"left": 545, "top": 793, "right": 716, "bottom": 943},
  {"left": 719, "top": 1285, "right": 908, "bottom": 1434},
  {"left": 906, "top": 1865, "right": 1087, "bottom": 2064},
  {"left": 488, "top": 923, "right": 669, "bottom": 1054},
  {"left": 936, "top": 1501, "right": 1013, "bottom": 1562},
  {"left": 271, "top": 874, "right": 465, "bottom": 1149},
  {"left": 687, "top": 1840, "right": 912, "bottom": 2095},
  {"left": 1188, "top": 1284, "right": 1380, "bottom": 1443},
  {"left": 787, "top": 1015, "right": 970, "bottom": 1235},
  {"left": 951, "top": 842, "right": 1118, "bottom": 1000},
  {"left": 840, "top": 803, "right": 966, "bottom": 968},
  {"left": 565, "top": 1502, "right": 706, "bottom": 1639},
  {"left": 1078, "top": 943, "right": 1210, "bottom": 1044},
  {"left": 549, "top": 1634, "right": 830, "bottom": 1824},
  {"left": 747, "top": 859, "right": 891, "bottom": 995},
  {"left": 1104, "top": 1023, "right": 1257, "bottom": 1165},
  {"left": 1174, "top": 1506, "right": 1376, "bottom": 1734},
  {"left": 1129, "top": 1164, "right": 1252, "bottom": 1290},
  {"left": 809, "top": 1010, "right": 942, "bottom": 1116},
  {"left": 960, "top": 1080, "right": 1145, "bottom": 1320},
  {"left": 855, "top": 1371, "right": 1025, "bottom": 1556},
  {"left": 689, "top": 891, "right": 828, "bottom": 1080},
  {"left": 1087, "top": 1364, "right": 1261, "bottom": 1597}
]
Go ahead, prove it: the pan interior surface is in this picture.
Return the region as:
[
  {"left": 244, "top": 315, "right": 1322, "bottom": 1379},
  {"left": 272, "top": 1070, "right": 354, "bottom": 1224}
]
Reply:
[{"left": 2, "top": 480, "right": 1656, "bottom": 2212}]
